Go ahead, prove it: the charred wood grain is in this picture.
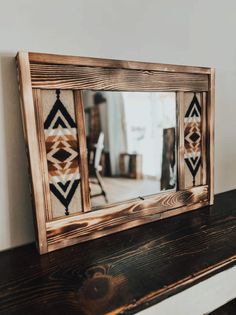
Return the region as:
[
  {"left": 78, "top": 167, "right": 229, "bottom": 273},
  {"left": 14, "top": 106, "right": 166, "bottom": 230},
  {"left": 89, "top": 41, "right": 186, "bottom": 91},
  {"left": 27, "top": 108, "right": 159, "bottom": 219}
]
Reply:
[
  {"left": 29, "top": 52, "right": 212, "bottom": 74},
  {"left": 0, "top": 190, "right": 236, "bottom": 315},
  {"left": 46, "top": 186, "right": 208, "bottom": 251},
  {"left": 30, "top": 63, "right": 209, "bottom": 92}
]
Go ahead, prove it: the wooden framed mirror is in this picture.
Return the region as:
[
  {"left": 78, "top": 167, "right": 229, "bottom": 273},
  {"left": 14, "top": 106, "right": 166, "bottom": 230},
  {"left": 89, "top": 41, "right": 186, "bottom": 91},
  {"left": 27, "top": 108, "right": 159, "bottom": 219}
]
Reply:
[{"left": 16, "top": 52, "right": 215, "bottom": 254}]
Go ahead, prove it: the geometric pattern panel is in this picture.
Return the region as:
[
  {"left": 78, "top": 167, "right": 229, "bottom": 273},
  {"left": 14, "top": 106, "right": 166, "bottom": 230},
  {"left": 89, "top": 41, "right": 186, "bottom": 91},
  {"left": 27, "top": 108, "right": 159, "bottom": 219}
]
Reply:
[
  {"left": 42, "top": 89, "right": 82, "bottom": 218},
  {"left": 184, "top": 93, "right": 202, "bottom": 187}
]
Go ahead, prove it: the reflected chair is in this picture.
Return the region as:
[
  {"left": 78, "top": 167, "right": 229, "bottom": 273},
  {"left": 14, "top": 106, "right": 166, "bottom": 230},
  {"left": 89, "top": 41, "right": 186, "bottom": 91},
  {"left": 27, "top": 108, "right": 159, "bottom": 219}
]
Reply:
[
  {"left": 88, "top": 132, "right": 108, "bottom": 203},
  {"left": 161, "top": 127, "right": 176, "bottom": 190}
]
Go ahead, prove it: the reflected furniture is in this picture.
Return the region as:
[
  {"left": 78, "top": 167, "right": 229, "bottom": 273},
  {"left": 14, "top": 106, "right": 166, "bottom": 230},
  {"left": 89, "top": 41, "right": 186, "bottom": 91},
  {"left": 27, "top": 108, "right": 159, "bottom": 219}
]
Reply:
[
  {"left": 161, "top": 127, "right": 176, "bottom": 190},
  {"left": 119, "top": 153, "right": 143, "bottom": 179},
  {"left": 88, "top": 132, "right": 108, "bottom": 203}
]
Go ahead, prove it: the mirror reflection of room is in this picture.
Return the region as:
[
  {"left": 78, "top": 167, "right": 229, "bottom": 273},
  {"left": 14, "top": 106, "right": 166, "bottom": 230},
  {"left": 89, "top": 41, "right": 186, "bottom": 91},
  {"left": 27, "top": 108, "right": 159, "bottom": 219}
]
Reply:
[{"left": 82, "top": 91, "right": 177, "bottom": 209}]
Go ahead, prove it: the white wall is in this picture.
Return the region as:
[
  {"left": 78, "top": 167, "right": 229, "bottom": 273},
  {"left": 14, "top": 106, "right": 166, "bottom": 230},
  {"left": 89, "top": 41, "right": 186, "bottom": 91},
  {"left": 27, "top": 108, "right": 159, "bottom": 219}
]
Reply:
[{"left": 0, "top": 0, "right": 235, "bottom": 250}]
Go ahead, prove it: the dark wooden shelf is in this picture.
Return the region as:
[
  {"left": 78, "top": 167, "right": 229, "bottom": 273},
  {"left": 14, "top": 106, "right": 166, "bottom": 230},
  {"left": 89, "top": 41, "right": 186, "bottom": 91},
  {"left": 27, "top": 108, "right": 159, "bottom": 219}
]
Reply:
[
  {"left": 1, "top": 190, "right": 236, "bottom": 315},
  {"left": 209, "top": 298, "right": 236, "bottom": 314}
]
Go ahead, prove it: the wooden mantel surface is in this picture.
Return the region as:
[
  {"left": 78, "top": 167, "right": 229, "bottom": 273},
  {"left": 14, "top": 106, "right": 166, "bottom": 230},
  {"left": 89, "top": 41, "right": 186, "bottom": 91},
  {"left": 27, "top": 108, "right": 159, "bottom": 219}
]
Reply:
[{"left": 1, "top": 190, "right": 236, "bottom": 315}]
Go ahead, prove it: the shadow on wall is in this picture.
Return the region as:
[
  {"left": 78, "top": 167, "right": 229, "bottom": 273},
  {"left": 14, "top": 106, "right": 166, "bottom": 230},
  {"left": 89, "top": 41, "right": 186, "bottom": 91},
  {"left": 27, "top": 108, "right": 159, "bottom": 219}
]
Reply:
[{"left": 0, "top": 53, "right": 34, "bottom": 250}]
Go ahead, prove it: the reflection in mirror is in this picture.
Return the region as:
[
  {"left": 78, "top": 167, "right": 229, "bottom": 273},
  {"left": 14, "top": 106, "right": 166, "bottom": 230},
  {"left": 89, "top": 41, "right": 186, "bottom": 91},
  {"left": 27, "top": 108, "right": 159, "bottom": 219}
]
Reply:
[{"left": 82, "top": 91, "right": 177, "bottom": 209}]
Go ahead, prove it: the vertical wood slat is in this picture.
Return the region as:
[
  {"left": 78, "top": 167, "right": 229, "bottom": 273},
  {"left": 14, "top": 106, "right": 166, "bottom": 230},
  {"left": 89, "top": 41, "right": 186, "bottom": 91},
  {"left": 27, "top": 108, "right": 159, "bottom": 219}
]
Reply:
[
  {"left": 74, "top": 91, "right": 91, "bottom": 212},
  {"left": 176, "top": 92, "right": 185, "bottom": 190},
  {"left": 33, "top": 89, "right": 53, "bottom": 221},
  {"left": 207, "top": 70, "right": 215, "bottom": 204},
  {"left": 16, "top": 53, "right": 48, "bottom": 254},
  {"left": 201, "top": 92, "right": 207, "bottom": 185}
]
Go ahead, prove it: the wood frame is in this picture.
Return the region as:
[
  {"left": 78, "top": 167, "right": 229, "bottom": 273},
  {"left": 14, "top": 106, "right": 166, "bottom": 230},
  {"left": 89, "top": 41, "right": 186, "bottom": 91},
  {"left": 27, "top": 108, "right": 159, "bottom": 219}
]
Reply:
[{"left": 16, "top": 52, "right": 215, "bottom": 254}]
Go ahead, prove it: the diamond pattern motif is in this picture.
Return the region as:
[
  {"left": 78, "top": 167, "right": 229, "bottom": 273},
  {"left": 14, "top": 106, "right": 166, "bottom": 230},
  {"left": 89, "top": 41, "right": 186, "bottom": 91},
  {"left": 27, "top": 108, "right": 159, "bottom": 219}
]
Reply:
[
  {"left": 184, "top": 94, "right": 202, "bottom": 185},
  {"left": 44, "top": 90, "right": 80, "bottom": 215}
]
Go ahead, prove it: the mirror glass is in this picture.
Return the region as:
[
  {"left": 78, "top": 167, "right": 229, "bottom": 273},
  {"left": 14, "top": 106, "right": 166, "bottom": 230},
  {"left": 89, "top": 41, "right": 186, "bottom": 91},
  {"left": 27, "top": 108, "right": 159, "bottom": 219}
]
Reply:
[{"left": 82, "top": 91, "right": 177, "bottom": 209}]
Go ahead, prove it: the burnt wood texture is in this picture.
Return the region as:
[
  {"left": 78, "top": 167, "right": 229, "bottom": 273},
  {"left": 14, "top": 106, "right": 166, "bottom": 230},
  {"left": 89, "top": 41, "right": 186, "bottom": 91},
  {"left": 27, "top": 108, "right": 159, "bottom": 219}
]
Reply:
[
  {"left": 46, "top": 185, "right": 209, "bottom": 252},
  {"left": 0, "top": 190, "right": 236, "bottom": 315},
  {"left": 29, "top": 63, "right": 209, "bottom": 91},
  {"left": 16, "top": 52, "right": 215, "bottom": 254}
]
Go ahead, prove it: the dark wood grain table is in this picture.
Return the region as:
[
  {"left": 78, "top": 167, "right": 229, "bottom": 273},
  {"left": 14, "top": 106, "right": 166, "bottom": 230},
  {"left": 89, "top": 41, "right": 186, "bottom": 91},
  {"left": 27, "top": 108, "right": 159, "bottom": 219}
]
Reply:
[
  {"left": 209, "top": 298, "right": 236, "bottom": 315},
  {"left": 1, "top": 190, "right": 236, "bottom": 315}
]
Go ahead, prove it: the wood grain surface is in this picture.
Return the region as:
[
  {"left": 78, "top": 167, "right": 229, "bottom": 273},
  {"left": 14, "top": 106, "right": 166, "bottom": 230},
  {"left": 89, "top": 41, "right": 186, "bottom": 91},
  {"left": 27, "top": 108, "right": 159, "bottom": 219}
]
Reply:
[
  {"left": 201, "top": 92, "right": 207, "bottom": 185},
  {"left": 73, "top": 91, "right": 91, "bottom": 212},
  {"left": 30, "top": 63, "right": 209, "bottom": 91},
  {"left": 207, "top": 69, "right": 215, "bottom": 204},
  {"left": 0, "top": 190, "right": 236, "bottom": 315},
  {"left": 46, "top": 186, "right": 208, "bottom": 252},
  {"left": 33, "top": 89, "right": 53, "bottom": 221},
  {"left": 16, "top": 52, "right": 48, "bottom": 253},
  {"left": 176, "top": 91, "right": 185, "bottom": 190},
  {"left": 29, "top": 51, "right": 212, "bottom": 74}
]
